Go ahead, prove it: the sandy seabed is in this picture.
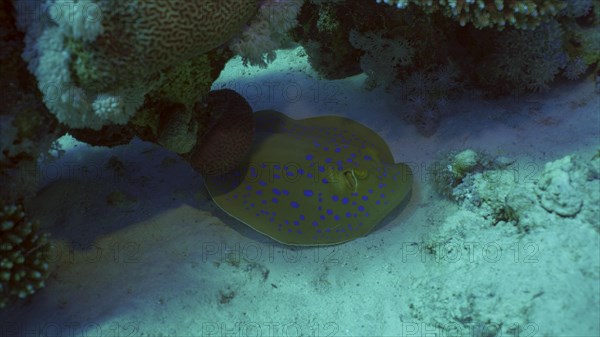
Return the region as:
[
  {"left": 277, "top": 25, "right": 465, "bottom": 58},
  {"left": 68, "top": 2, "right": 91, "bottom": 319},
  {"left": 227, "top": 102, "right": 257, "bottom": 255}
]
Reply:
[{"left": 2, "top": 47, "right": 599, "bottom": 337}]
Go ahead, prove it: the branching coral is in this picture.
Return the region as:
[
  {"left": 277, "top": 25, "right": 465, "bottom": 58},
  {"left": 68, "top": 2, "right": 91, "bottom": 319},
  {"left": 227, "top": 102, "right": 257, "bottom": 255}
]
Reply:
[
  {"left": 485, "top": 19, "right": 569, "bottom": 92},
  {"left": 298, "top": 0, "right": 595, "bottom": 137},
  {"left": 229, "top": 0, "right": 304, "bottom": 67},
  {"left": 376, "top": 0, "right": 567, "bottom": 29},
  {"left": 349, "top": 29, "right": 415, "bottom": 90},
  {"left": 396, "top": 62, "right": 462, "bottom": 136},
  {"left": 0, "top": 202, "right": 50, "bottom": 308}
]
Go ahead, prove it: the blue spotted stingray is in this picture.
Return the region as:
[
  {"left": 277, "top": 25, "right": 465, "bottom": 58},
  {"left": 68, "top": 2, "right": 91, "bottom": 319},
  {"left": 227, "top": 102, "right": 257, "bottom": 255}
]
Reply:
[{"left": 204, "top": 110, "right": 413, "bottom": 245}]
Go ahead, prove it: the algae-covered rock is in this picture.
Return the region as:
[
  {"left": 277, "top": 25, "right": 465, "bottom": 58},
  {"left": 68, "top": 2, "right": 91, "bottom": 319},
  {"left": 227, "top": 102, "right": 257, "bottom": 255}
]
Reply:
[
  {"left": 536, "top": 155, "right": 583, "bottom": 217},
  {"left": 430, "top": 149, "right": 493, "bottom": 199}
]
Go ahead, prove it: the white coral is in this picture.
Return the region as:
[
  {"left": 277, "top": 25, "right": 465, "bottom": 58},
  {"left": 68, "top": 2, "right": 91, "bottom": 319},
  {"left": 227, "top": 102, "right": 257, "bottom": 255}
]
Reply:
[
  {"left": 30, "top": 26, "right": 144, "bottom": 129},
  {"left": 52, "top": 0, "right": 104, "bottom": 42},
  {"left": 229, "top": 0, "right": 304, "bottom": 68},
  {"left": 16, "top": 1, "right": 146, "bottom": 130},
  {"left": 35, "top": 27, "right": 101, "bottom": 129},
  {"left": 92, "top": 88, "right": 145, "bottom": 125}
]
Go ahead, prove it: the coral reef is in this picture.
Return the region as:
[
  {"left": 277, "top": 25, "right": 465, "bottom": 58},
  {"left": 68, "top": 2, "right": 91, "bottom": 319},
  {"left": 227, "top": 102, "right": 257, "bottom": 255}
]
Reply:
[
  {"left": 67, "top": 124, "right": 135, "bottom": 147},
  {"left": 410, "top": 152, "right": 599, "bottom": 334},
  {"left": 291, "top": 1, "right": 367, "bottom": 79},
  {"left": 152, "top": 53, "right": 215, "bottom": 108},
  {"left": 293, "top": 1, "right": 464, "bottom": 135},
  {"left": 21, "top": 24, "right": 146, "bottom": 130},
  {"left": 480, "top": 19, "right": 569, "bottom": 93},
  {"left": 397, "top": 63, "right": 463, "bottom": 136},
  {"left": 65, "top": 0, "right": 260, "bottom": 91},
  {"left": 376, "top": 0, "right": 567, "bottom": 29},
  {"left": 127, "top": 50, "right": 227, "bottom": 151},
  {"left": 0, "top": 202, "right": 50, "bottom": 308},
  {"left": 1, "top": 0, "right": 63, "bottom": 203},
  {"left": 349, "top": 29, "right": 414, "bottom": 90},
  {"left": 451, "top": 153, "right": 600, "bottom": 231},
  {"left": 188, "top": 89, "right": 255, "bottom": 176},
  {"left": 294, "top": 0, "right": 598, "bottom": 135},
  {"left": 431, "top": 149, "right": 486, "bottom": 199},
  {"left": 15, "top": 0, "right": 261, "bottom": 130},
  {"left": 230, "top": 0, "right": 304, "bottom": 67}
]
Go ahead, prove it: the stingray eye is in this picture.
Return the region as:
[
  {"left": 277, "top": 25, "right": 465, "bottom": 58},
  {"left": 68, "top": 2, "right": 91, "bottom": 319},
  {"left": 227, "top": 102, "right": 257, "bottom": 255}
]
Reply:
[
  {"left": 343, "top": 169, "right": 358, "bottom": 191},
  {"left": 354, "top": 168, "right": 369, "bottom": 180}
]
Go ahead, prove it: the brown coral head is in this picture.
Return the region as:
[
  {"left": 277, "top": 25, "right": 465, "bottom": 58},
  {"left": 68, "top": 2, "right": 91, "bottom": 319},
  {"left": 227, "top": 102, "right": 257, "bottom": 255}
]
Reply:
[{"left": 189, "top": 89, "right": 254, "bottom": 176}]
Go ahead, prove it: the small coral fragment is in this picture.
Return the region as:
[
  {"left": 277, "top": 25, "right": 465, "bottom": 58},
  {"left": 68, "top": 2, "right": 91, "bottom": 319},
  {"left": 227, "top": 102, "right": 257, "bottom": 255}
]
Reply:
[
  {"left": 0, "top": 202, "right": 50, "bottom": 308},
  {"left": 430, "top": 149, "right": 492, "bottom": 199}
]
